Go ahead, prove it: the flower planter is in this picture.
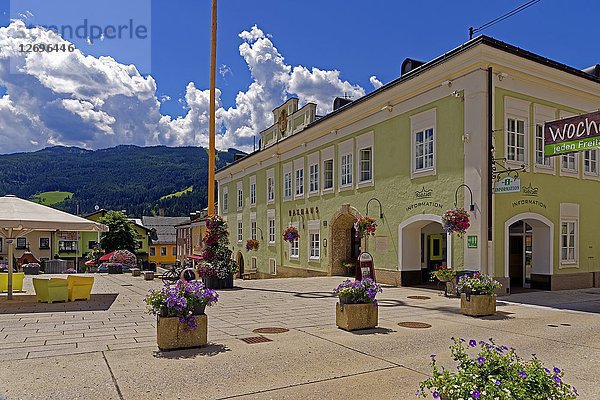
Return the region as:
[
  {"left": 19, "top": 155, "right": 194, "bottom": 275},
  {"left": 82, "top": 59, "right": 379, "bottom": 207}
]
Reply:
[
  {"left": 156, "top": 315, "right": 208, "bottom": 351},
  {"left": 203, "top": 274, "right": 234, "bottom": 290},
  {"left": 335, "top": 302, "right": 378, "bottom": 331},
  {"left": 460, "top": 293, "right": 496, "bottom": 316}
]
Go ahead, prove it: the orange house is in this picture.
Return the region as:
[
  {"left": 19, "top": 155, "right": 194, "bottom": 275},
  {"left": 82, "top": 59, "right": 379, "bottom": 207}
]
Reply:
[{"left": 143, "top": 216, "right": 190, "bottom": 267}]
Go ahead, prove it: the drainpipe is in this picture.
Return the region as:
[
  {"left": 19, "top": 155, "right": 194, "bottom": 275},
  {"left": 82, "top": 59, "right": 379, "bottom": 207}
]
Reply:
[{"left": 487, "top": 67, "right": 494, "bottom": 275}]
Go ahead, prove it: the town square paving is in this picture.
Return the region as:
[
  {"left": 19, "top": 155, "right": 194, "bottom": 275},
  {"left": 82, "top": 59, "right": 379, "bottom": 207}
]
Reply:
[{"left": 0, "top": 274, "right": 599, "bottom": 399}]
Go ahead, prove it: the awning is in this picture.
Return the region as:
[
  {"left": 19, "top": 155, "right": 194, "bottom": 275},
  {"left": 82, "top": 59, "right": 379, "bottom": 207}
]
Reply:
[
  {"left": 187, "top": 255, "right": 202, "bottom": 261},
  {"left": 99, "top": 251, "right": 116, "bottom": 262}
]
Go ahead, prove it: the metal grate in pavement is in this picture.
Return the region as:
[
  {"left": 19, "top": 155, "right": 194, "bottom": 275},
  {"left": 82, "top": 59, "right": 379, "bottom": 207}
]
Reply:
[
  {"left": 253, "top": 327, "right": 289, "bottom": 334},
  {"left": 407, "top": 295, "right": 431, "bottom": 300},
  {"left": 398, "top": 322, "right": 432, "bottom": 329},
  {"left": 239, "top": 336, "right": 273, "bottom": 344}
]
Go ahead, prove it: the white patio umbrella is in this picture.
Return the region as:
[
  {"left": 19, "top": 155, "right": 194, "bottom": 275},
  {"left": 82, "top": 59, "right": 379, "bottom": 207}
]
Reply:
[{"left": 0, "top": 195, "right": 108, "bottom": 300}]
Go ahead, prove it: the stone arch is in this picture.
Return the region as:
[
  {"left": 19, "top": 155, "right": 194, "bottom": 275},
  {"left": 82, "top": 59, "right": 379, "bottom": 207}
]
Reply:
[
  {"left": 398, "top": 213, "right": 452, "bottom": 273},
  {"left": 328, "top": 204, "right": 363, "bottom": 275}
]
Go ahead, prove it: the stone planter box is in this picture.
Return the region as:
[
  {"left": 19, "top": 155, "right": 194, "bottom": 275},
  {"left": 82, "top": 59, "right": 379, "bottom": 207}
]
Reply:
[
  {"left": 335, "top": 302, "right": 378, "bottom": 331},
  {"left": 131, "top": 268, "right": 141, "bottom": 277},
  {"left": 460, "top": 293, "right": 496, "bottom": 317},
  {"left": 157, "top": 314, "right": 208, "bottom": 351},
  {"left": 143, "top": 271, "right": 154, "bottom": 281}
]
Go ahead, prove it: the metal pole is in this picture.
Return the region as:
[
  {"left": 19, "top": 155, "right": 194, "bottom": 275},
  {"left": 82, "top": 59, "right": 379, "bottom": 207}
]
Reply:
[
  {"left": 207, "top": 0, "right": 218, "bottom": 216},
  {"left": 7, "top": 229, "right": 13, "bottom": 300}
]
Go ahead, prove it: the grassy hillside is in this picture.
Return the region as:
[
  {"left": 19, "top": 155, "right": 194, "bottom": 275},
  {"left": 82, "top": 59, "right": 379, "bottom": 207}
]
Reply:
[
  {"left": 0, "top": 146, "right": 243, "bottom": 217},
  {"left": 32, "top": 191, "right": 73, "bottom": 205}
]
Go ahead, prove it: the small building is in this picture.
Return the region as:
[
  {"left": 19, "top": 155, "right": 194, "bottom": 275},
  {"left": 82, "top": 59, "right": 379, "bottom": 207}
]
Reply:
[
  {"left": 175, "top": 210, "right": 207, "bottom": 265},
  {"left": 216, "top": 35, "right": 600, "bottom": 292},
  {"left": 143, "top": 216, "right": 190, "bottom": 267}
]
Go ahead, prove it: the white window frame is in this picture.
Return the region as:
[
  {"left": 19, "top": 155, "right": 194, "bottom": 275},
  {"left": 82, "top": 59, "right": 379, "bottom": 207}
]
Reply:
[
  {"left": 269, "top": 258, "right": 277, "bottom": 275},
  {"left": 338, "top": 139, "right": 354, "bottom": 191},
  {"left": 410, "top": 109, "right": 436, "bottom": 178},
  {"left": 560, "top": 220, "right": 577, "bottom": 265},
  {"left": 321, "top": 146, "right": 334, "bottom": 193},
  {"left": 504, "top": 98, "right": 529, "bottom": 167},
  {"left": 506, "top": 117, "right": 526, "bottom": 163},
  {"left": 283, "top": 162, "right": 293, "bottom": 201},
  {"left": 533, "top": 104, "right": 555, "bottom": 174},
  {"left": 222, "top": 186, "right": 228, "bottom": 213},
  {"left": 559, "top": 203, "right": 579, "bottom": 268},
  {"left": 309, "top": 163, "right": 319, "bottom": 194},
  {"left": 250, "top": 213, "right": 257, "bottom": 240},
  {"left": 251, "top": 257, "right": 257, "bottom": 271},
  {"left": 556, "top": 111, "right": 579, "bottom": 178},
  {"left": 237, "top": 215, "right": 243, "bottom": 244},
  {"left": 356, "top": 131, "right": 374, "bottom": 187},
  {"left": 266, "top": 169, "right": 275, "bottom": 204},
  {"left": 294, "top": 158, "right": 304, "bottom": 198},
  {"left": 583, "top": 149, "right": 598, "bottom": 177},
  {"left": 289, "top": 223, "right": 299, "bottom": 259},
  {"left": 237, "top": 181, "right": 243, "bottom": 210},
  {"left": 267, "top": 209, "right": 276, "bottom": 245},
  {"left": 308, "top": 220, "right": 320, "bottom": 261},
  {"left": 249, "top": 176, "right": 256, "bottom": 207}
]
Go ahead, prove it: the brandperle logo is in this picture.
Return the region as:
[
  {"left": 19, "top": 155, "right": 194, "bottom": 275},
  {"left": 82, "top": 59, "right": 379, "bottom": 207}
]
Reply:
[
  {"left": 522, "top": 183, "right": 539, "bottom": 196},
  {"left": 415, "top": 186, "right": 433, "bottom": 199}
]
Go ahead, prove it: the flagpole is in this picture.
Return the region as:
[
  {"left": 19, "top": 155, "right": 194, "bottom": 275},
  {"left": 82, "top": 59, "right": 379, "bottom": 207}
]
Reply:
[{"left": 207, "top": 0, "right": 217, "bottom": 216}]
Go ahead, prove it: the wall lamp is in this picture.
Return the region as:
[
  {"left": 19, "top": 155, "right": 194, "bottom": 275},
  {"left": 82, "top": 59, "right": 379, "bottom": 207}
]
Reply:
[
  {"left": 366, "top": 198, "right": 384, "bottom": 219},
  {"left": 441, "top": 80, "right": 452, "bottom": 88},
  {"left": 380, "top": 105, "right": 393, "bottom": 112},
  {"left": 454, "top": 184, "right": 475, "bottom": 212},
  {"left": 497, "top": 72, "right": 509, "bottom": 81}
]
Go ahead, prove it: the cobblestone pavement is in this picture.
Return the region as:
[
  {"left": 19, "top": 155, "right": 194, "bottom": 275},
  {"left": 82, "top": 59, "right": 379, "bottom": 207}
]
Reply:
[{"left": 0, "top": 275, "right": 599, "bottom": 399}]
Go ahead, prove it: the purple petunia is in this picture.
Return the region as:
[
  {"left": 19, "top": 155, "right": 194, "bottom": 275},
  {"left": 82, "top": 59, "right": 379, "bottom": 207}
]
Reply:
[
  {"left": 519, "top": 371, "right": 527, "bottom": 378},
  {"left": 432, "top": 391, "right": 440, "bottom": 399},
  {"left": 554, "top": 375, "right": 562, "bottom": 384},
  {"left": 495, "top": 380, "right": 501, "bottom": 386},
  {"left": 477, "top": 357, "right": 486, "bottom": 365},
  {"left": 471, "top": 389, "right": 481, "bottom": 399},
  {"left": 554, "top": 367, "right": 561, "bottom": 374},
  {"left": 469, "top": 339, "right": 477, "bottom": 347}
]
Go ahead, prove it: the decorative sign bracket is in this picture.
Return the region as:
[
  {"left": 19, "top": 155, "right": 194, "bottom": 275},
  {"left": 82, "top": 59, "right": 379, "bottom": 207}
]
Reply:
[{"left": 492, "top": 158, "right": 526, "bottom": 181}]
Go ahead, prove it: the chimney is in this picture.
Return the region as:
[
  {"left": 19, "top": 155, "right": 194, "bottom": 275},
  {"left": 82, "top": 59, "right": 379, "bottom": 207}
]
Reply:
[
  {"left": 582, "top": 64, "right": 600, "bottom": 78},
  {"left": 401, "top": 58, "right": 426, "bottom": 76},
  {"left": 233, "top": 153, "right": 245, "bottom": 161},
  {"left": 333, "top": 97, "right": 353, "bottom": 111}
]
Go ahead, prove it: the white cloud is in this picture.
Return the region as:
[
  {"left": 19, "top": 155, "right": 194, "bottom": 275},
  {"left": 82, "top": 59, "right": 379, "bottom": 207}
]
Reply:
[
  {"left": 369, "top": 75, "right": 384, "bottom": 89},
  {"left": 0, "top": 21, "right": 371, "bottom": 154}
]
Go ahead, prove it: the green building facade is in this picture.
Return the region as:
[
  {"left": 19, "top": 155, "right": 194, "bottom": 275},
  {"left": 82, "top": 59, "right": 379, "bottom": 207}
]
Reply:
[{"left": 216, "top": 36, "right": 600, "bottom": 292}]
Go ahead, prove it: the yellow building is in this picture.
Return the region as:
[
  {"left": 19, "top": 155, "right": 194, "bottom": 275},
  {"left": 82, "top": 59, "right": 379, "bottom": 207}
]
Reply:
[
  {"left": 175, "top": 210, "right": 207, "bottom": 265},
  {"left": 143, "top": 216, "right": 190, "bottom": 267}
]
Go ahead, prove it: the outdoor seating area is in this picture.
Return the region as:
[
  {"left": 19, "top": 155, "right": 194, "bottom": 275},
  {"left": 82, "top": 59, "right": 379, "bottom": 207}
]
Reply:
[
  {"left": 31, "top": 275, "right": 94, "bottom": 303},
  {"left": 0, "top": 272, "right": 25, "bottom": 292}
]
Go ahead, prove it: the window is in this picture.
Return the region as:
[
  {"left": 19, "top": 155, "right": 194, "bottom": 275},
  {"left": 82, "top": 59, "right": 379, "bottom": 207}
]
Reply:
[
  {"left": 160, "top": 247, "right": 167, "bottom": 256},
  {"left": 290, "top": 235, "right": 299, "bottom": 258},
  {"left": 16, "top": 238, "right": 27, "bottom": 249},
  {"left": 222, "top": 189, "right": 228, "bottom": 213},
  {"left": 309, "top": 163, "right": 319, "bottom": 193},
  {"left": 507, "top": 118, "right": 525, "bottom": 162},
  {"left": 172, "top": 247, "right": 177, "bottom": 256},
  {"left": 359, "top": 148, "right": 372, "bottom": 182},
  {"left": 284, "top": 172, "right": 292, "bottom": 199},
  {"left": 414, "top": 128, "right": 434, "bottom": 170},
  {"left": 137, "top": 241, "right": 143, "bottom": 250},
  {"left": 39, "top": 238, "right": 50, "bottom": 249},
  {"left": 251, "top": 220, "right": 257, "bottom": 240},
  {"left": 58, "top": 241, "right": 77, "bottom": 252},
  {"left": 268, "top": 215, "right": 276, "bottom": 244},
  {"left": 309, "top": 232, "right": 320, "bottom": 259},
  {"left": 323, "top": 159, "right": 333, "bottom": 190},
  {"left": 251, "top": 257, "right": 257, "bottom": 271},
  {"left": 535, "top": 124, "right": 551, "bottom": 167},
  {"left": 267, "top": 176, "right": 275, "bottom": 202},
  {"left": 150, "top": 247, "right": 156, "bottom": 256},
  {"left": 561, "top": 154, "right": 577, "bottom": 172},
  {"left": 561, "top": 221, "right": 576, "bottom": 263},
  {"left": 88, "top": 240, "right": 97, "bottom": 250},
  {"left": 341, "top": 153, "right": 353, "bottom": 186},
  {"left": 584, "top": 150, "right": 598, "bottom": 175},
  {"left": 237, "top": 221, "right": 243, "bottom": 243},
  {"left": 250, "top": 179, "right": 256, "bottom": 206},
  {"left": 295, "top": 168, "right": 304, "bottom": 196},
  {"left": 269, "top": 258, "right": 277, "bottom": 275},
  {"left": 237, "top": 188, "right": 243, "bottom": 209}
]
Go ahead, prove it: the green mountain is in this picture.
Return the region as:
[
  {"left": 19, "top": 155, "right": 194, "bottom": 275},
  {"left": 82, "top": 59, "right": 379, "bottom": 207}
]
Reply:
[{"left": 0, "top": 145, "right": 243, "bottom": 217}]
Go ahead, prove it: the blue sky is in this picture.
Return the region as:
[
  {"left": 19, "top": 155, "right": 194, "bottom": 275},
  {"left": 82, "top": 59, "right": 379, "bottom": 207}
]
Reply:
[{"left": 0, "top": 0, "right": 598, "bottom": 153}]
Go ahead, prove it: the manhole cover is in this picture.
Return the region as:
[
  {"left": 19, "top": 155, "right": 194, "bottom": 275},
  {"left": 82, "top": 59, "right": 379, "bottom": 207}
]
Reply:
[
  {"left": 398, "top": 322, "right": 432, "bottom": 329},
  {"left": 252, "top": 327, "right": 289, "bottom": 334},
  {"left": 239, "top": 336, "right": 273, "bottom": 344},
  {"left": 407, "top": 295, "right": 431, "bottom": 300}
]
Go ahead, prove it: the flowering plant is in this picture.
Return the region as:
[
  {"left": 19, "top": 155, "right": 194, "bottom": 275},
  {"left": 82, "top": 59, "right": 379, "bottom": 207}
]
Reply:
[
  {"left": 109, "top": 249, "right": 137, "bottom": 266},
  {"left": 430, "top": 265, "right": 456, "bottom": 282},
  {"left": 418, "top": 337, "right": 578, "bottom": 399},
  {"left": 282, "top": 226, "right": 299, "bottom": 242},
  {"left": 246, "top": 239, "right": 259, "bottom": 251},
  {"left": 333, "top": 278, "right": 382, "bottom": 304},
  {"left": 200, "top": 216, "right": 239, "bottom": 279},
  {"left": 442, "top": 208, "right": 470, "bottom": 236},
  {"left": 145, "top": 280, "right": 219, "bottom": 330},
  {"left": 354, "top": 217, "right": 377, "bottom": 239},
  {"left": 457, "top": 272, "right": 501, "bottom": 295}
]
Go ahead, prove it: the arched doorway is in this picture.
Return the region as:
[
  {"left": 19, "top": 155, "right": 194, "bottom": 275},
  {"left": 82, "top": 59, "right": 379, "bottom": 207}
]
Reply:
[
  {"left": 398, "top": 214, "right": 452, "bottom": 286},
  {"left": 504, "top": 213, "right": 553, "bottom": 290},
  {"left": 236, "top": 252, "right": 245, "bottom": 277},
  {"left": 329, "top": 205, "right": 362, "bottom": 276}
]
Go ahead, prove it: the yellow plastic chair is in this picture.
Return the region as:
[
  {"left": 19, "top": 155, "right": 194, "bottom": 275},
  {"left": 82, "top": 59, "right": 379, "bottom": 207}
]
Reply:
[
  {"left": 67, "top": 275, "right": 94, "bottom": 301},
  {"left": 0, "top": 272, "right": 25, "bottom": 292},
  {"left": 32, "top": 278, "right": 69, "bottom": 303}
]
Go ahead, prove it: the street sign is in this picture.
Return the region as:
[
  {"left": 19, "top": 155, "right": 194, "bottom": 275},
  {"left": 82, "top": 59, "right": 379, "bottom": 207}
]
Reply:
[
  {"left": 544, "top": 111, "right": 600, "bottom": 156},
  {"left": 467, "top": 235, "right": 478, "bottom": 249},
  {"left": 494, "top": 177, "right": 521, "bottom": 194}
]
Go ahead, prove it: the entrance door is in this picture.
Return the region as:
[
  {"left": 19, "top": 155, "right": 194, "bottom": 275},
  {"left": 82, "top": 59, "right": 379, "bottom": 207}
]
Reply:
[
  {"left": 237, "top": 253, "right": 244, "bottom": 277},
  {"left": 509, "top": 236, "right": 524, "bottom": 288},
  {"left": 350, "top": 227, "right": 361, "bottom": 260}
]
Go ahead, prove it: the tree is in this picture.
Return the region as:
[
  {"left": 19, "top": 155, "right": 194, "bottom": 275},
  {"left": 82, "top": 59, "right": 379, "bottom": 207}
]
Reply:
[
  {"left": 99, "top": 211, "right": 139, "bottom": 252},
  {"left": 199, "top": 216, "right": 238, "bottom": 279}
]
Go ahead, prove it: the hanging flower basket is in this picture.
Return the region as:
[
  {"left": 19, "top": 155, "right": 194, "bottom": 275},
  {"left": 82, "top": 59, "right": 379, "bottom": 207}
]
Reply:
[
  {"left": 245, "top": 239, "right": 259, "bottom": 252},
  {"left": 431, "top": 265, "right": 456, "bottom": 282},
  {"left": 354, "top": 217, "right": 377, "bottom": 239},
  {"left": 442, "top": 208, "right": 470, "bottom": 237},
  {"left": 282, "top": 226, "right": 299, "bottom": 243}
]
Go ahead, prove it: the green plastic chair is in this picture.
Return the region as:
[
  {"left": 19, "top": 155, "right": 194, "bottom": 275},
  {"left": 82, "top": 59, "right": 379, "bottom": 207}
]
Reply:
[
  {"left": 0, "top": 272, "right": 25, "bottom": 292},
  {"left": 32, "top": 278, "right": 69, "bottom": 304}
]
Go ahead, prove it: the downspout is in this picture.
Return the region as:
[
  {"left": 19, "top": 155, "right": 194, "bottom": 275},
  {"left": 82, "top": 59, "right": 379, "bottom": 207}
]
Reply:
[{"left": 487, "top": 67, "right": 494, "bottom": 274}]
